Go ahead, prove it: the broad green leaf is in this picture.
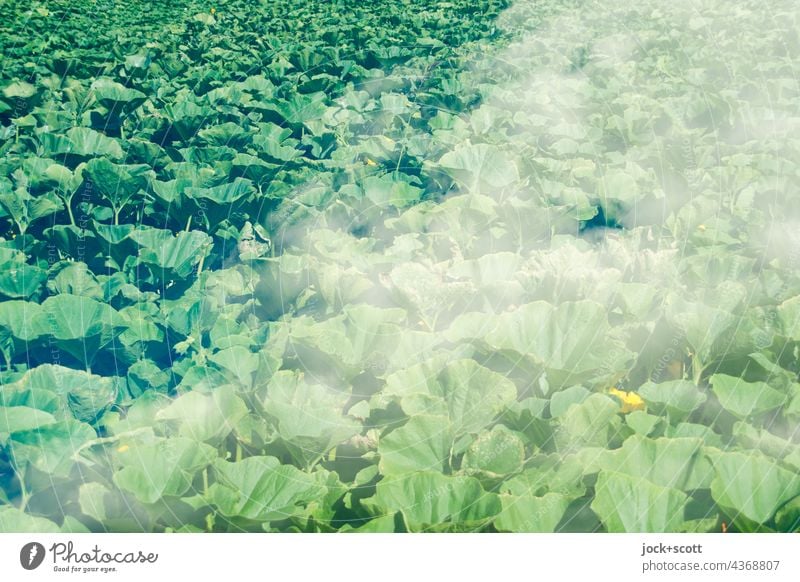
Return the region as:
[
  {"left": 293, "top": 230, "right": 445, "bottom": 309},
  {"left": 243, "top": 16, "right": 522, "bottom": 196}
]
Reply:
[
  {"left": 46, "top": 262, "right": 104, "bottom": 299},
  {"left": 156, "top": 385, "right": 248, "bottom": 444},
  {"left": 0, "top": 301, "right": 43, "bottom": 360},
  {"left": 0, "top": 506, "right": 60, "bottom": 533},
  {"left": 0, "top": 263, "right": 46, "bottom": 298},
  {"left": 462, "top": 425, "right": 525, "bottom": 478},
  {"left": 378, "top": 415, "right": 453, "bottom": 475},
  {"left": 708, "top": 450, "right": 800, "bottom": 524},
  {"left": 597, "top": 435, "right": 712, "bottom": 490},
  {"left": 666, "top": 295, "right": 738, "bottom": 367},
  {"left": 558, "top": 393, "right": 622, "bottom": 449},
  {"left": 185, "top": 178, "right": 255, "bottom": 206},
  {"left": 501, "top": 455, "right": 585, "bottom": 498},
  {"left": 710, "top": 374, "right": 787, "bottom": 418},
  {"left": 208, "top": 346, "right": 261, "bottom": 388},
  {"left": 208, "top": 456, "right": 325, "bottom": 522},
  {"left": 549, "top": 385, "right": 591, "bottom": 418},
  {"left": 90, "top": 78, "right": 147, "bottom": 108},
  {"left": 113, "top": 437, "right": 217, "bottom": 504},
  {"left": 0, "top": 406, "right": 57, "bottom": 442},
  {"left": 592, "top": 471, "right": 689, "bottom": 532},
  {"left": 41, "top": 127, "right": 124, "bottom": 159},
  {"left": 494, "top": 492, "right": 570, "bottom": 532},
  {"left": 35, "top": 295, "right": 128, "bottom": 366},
  {"left": 263, "top": 371, "right": 360, "bottom": 466},
  {"left": 436, "top": 143, "right": 519, "bottom": 193},
  {"left": 2, "top": 81, "right": 36, "bottom": 99},
  {"left": 638, "top": 380, "right": 707, "bottom": 422},
  {"left": 288, "top": 305, "right": 406, "bottom": 378},
  {"left": 4, "top": 364, "right": 118, "bottom": 423},
  {"left": 447, "top": 301, "right": 631, "bottom": 388},
  {"left": 382, "top": 358, "right": 517, "bottom": 435},
  {"left": 84, "top": 158, "right": 153, "bottom": 216},
  {"left": 368, "top": 472, "right": 501, "bottom": 532},
  {"left": 8, "top": 419, "right": 96, "bottom": 477},
  {"left": 135, "top": 229, "right": 213, "bottom": 281},
  {"left": 777, "top": 294, "right": 800, "bottom": 340}
]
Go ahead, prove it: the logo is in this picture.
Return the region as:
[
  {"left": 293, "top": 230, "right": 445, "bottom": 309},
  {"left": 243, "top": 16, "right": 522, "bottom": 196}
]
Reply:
[{"left": 20, "top": 542, "right": 46, "bottom": 570}]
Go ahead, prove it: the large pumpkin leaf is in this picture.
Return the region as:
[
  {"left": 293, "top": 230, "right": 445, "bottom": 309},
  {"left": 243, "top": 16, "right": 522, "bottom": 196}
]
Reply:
[
  {"left": 435, "top": 143, "right": 519, "bottom": 193},
  {"left": 34, "top": 295, "right": 128, "bottom": 366},
  {"left": 591, "top": 471, "right": 689, "bottom": 532},
  {"left": 262, "top": 370, "right": 360, "bottom": 467},
  {"left": 378, "top": 415, "right": 453, "bottom": 476},
  {"left": 113, "top": 437, "right": 217, "bottom": 504},
  {"left": 381, "top": 358, "right": 517, "bottom": 436},
  {"left": 710, "top": 374, "right": 787, "bottom": 419},
  {"left": 708, "top": 450, "right": 800, "bottom": 524},
  {"left": 365, "top": 471, "right": 502, "bottom": 532},
  {"left": 447, "top": 301, "right": 632, "bottom": 388},
  {"left": 156, "top": 385, "right": 248, "bottom": 444},
  {"left": 494, "top": 492, "right": 571, "bottom": 532},
  {"left": 208, "top": 456, "right": 326, "bottom": 522}
]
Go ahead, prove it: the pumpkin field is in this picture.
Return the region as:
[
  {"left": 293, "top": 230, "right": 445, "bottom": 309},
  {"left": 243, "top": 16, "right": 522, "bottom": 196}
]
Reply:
[{"left": 1, "top": 0, "right": 800, "bottom": 533}]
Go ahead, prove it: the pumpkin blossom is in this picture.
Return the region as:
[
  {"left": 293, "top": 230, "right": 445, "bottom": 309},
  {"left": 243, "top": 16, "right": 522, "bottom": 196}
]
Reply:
[{"left": 608, "top": 387, "right": 645, "bottom": 413}]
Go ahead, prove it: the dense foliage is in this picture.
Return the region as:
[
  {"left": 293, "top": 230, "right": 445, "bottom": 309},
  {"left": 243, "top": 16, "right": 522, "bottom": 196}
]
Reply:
[{"left": 1, "top": 0, "right": 800, "bottom": 532}]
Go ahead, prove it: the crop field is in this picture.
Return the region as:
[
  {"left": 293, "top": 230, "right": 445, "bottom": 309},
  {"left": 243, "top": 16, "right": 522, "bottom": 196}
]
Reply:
[{"left": 1, "top": 0, "right": 799, "bottom": 533}]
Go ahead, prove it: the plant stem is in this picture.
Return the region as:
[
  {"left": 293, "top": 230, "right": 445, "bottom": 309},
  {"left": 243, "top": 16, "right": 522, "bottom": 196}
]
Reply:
[
  {"left": 17, "top": 474, "right": 30, "bottom": 512},
  {"left": 65, "top": 195, "right": 76, "bottom": 226}
]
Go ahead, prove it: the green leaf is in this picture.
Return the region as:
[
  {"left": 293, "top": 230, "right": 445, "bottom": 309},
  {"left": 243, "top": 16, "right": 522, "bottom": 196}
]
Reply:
[
  {"left": 710, "top": 374, "right": 787, "bottom": 418},
  {"left": 708, "top": 450, "right": 800, "bottom": 524},
  {"left": 447, "top": 301, "right": 631, "bottom": 388},
  {"left": 208, "top": 456, "right": 325, "bottom": 522},
  {"left": 597, "top": 435, "right": 712, "bottom": 490},
  {"left": 262, "top": 371, "right": 360, "bottom": 466},
  {"left": 558, "top": 393, "right": 622, "bottom": 449},
  {"left": 638, "top": 380, "right": 707, "bottom": 422},
  {"left": 435, "top": 143, "right": 519, "bottom": 193},
  {"left": 494, "top": 492, "right": 570, "bottom": 532},
  {"left": 42, "top": 127, "right": 124, "bottom": 159},
  {"left": 0, "top": 506, "right": 60, "bottom": 533},
  {"left": 135, "top": 229, "right": 213, "bottom": 281},
  {"left": 378, "top": 415, "right": 453, "bottom": 476},
  {"left": 84, "top": 158, "right": 153, "bottom": 216},
  {"left": 90, "top": 78, "right": 147, "bottom": 108},
  {"left": 0, "top": 263, "right": 46, "bottom": 298},
  {"left": 382, "top": 358, "right": 517, "bottom": 435},
  {"left": 156, "top": 385, "right": 248, "bottom": 444},
  {"left": 113, "top": 437, "right": 217, "bottom": 504},
  {"left": 591, "top": 471, "right": 689, "bottom": 532},
  {"left": 0, "top": 406, "right": 57, "bottom": 443},
  {"left": 36, "top": 295, "right": 128, "bottom": 366},
  {"left": 2, "top": 81, "right": 37, "bottom": 99},
  {"left": 367, "top": 471, "right": 501, "bottom": 532},
  {"left": 8, "top": 419, "right": 96, "bottom": 477},
  {"left": 462, "top": 425, "right": 525, "bottom": 478}
]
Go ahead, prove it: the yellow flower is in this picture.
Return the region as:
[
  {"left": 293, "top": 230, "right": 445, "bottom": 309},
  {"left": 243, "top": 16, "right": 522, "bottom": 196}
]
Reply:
[
  {"left": 365, "top": 158, "right": 378, "bottom": 166},
  {"left": 210, "top": 7, "right": 216, "bottom": 14},
  {"left": 117, "top": 444, "right": 130, "bottom": 453},
  {"left": 608, "top": 387, "right": 645, "bottom": 413}
]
